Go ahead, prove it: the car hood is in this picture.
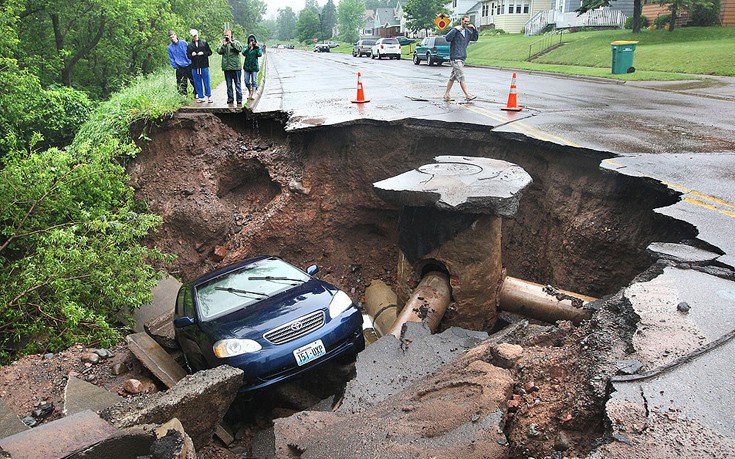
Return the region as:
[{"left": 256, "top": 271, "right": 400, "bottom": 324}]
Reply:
[{"left": 198, "top": 280, "right": 336, "bottom": 340}]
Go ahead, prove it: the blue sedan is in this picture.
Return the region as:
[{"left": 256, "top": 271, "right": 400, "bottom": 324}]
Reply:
[{"left": 173, "top": 256, "right": 365, "bottom": 391}]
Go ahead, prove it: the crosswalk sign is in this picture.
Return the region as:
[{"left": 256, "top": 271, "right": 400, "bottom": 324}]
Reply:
[{"left": 435, "top": 14, "right": 450, "bottom": 31}]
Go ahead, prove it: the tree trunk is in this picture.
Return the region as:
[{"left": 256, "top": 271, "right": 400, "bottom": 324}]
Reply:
[
  {"left": 669, "top": 4, "right": 678, "bottom": 31},
  {"left": 632, "top": 0, "right": 643, "bottom": 33}
]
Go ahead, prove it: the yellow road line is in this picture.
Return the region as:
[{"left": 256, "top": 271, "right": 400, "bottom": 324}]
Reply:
[
  {"left": 602, "top": 159, "right": 735, "bottom": 218},
  {"left": 463, "top": 105, "right": 581, "bottom": 147}
]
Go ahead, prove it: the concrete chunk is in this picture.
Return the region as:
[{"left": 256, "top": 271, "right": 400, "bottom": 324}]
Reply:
[
  {"left": 0, "top": 410, "right": 117, "bottom": 459},
  {"left": 647, "top": 242, "right": 720, "bottom": 264},
  {"left": 126, "top": 332, "right": 187, "bottom": 388},
  {"left": 100, "top": 365, "right": 243, "bottom": 449},
  {"left": 63, "top": 376, "right": 123, "bottom": 416},
  {"left": 0, "top": 398, "right": 29, "bottom": 439},
  {"left": 373, "top": 155, "right": 532, "bottom": 217}
]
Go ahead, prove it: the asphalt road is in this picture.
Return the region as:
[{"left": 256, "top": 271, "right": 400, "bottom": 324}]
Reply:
[{"left": 256, "top": 48, "right": 735, "bottom": 154}]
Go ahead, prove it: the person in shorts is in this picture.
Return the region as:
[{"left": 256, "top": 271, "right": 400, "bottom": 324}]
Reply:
[{"left": 443, "top": 16, "right": 479, "bottom": 102}]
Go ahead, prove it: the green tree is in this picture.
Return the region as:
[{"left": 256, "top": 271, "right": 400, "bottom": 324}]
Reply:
[
  {"left": 364, "top": 0, "right": 392, "bottom": 9},
  {"left": 276, "top": 6, "right": 298, "bottom": 40},
  {"left": 321, "top": 0, "right": 338, "bottom": 38},
  {"left": 296, "top": 7, "right": 321, "bottom": 42},
  {"left": 337, "top": 0, "right": 365, "bottom": 44},
  {"left": 404, "top": 0, "right": 446, "bottom": 34},
  {"left": 228, "top": 0, "right": 268, "bottom": 36},
  {"left": 0, "top": 140, "right": 166, "bottom": 362},
  {"left": 577, "top": 0, "right": 644, "bottom": 33}
]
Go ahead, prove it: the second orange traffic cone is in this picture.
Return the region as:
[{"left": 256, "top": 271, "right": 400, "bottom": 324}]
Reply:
[
  {"left": 500, "top": 72, "right": 523, "bottom": 111},
  {"left": 351, "top": 72, "right": 370, "bottom": 104}
]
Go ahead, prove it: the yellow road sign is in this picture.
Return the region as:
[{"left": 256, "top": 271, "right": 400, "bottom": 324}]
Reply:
[{"left": 435, "top": 14, "right": 450, "bottom": 31}]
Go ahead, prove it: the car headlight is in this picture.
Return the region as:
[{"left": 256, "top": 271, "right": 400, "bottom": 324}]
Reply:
[
  {"left": 213, "top": 339, "right": 262, "bottom": 358},
  {"left": 329, "top": 290, "right": 354, "bottom": 319}
]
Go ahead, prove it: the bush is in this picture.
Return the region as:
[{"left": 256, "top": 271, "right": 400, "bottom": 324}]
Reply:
[
  {"left": 654, "top": 14, "right": 671, "bottom": 28},
  {"left": 625, "top": 15, "right": 650, "bottom": 29},
  {"left": 690, "top": 0, "right": 721, "bottom": 26}
]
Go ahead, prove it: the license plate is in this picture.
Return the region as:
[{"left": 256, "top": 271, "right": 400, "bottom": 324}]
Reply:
[{"left": 293, "top": 339, "right": 326, "bottom": 366}]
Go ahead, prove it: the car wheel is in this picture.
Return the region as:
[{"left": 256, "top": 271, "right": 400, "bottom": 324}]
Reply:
[
  {"left": 352, "top": 51, "right": 357, "bottom": 57},
  {"left": 376, "top": 51, "right": 381, "bottom": 59},
  {"left": 371, "top": 53, "right": 375, "bottom": 59},
  {"left": 427, "top": 53, "right": 434, "bottom": 66},
  {"left": 413, "top": 53, "right": 420, "bottom": 65}
]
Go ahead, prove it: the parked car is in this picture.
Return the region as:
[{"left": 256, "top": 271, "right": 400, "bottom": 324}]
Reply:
[
  {"left": 324, "top": 41, "right": 340, "bottom": 48},
  {"left": 413, "top": 35, "right": 450, "bottom": 66},
  {"left": 314, "top": 43, "right": 331, "bottom": 52},
  {"left": 285, "top": 43, "right": 295, "bottom": 49},
  {"left": 371, "top": 37, "right": 401, "bottom": 60},
  {"left": 352, "top": 38, "right": 376, "bottom": 57},
  {"left": 394, "top": 36, "right": 415, "bottom": 46},
  {"left": 173, "top": 256, "right": 365, "bottom": 392}
]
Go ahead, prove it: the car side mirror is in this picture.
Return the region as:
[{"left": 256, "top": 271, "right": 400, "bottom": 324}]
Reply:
[
  {"left": 174, "top": 316, "right": 196, "bottom": 328},
  {"left": 306, "top": 265, "right": 319, "bottom": 276}
]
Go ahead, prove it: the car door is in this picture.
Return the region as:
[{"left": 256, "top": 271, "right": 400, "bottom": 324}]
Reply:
[{"left": 174, "top": 285, "right": 208, "bottom": 370}]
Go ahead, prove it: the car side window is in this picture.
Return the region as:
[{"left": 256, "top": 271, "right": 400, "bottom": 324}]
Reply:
[
  {"left": 182, "top": 287, "right": 195, "bottom": 318},
  {"left": 176, "top": 288, "right": 185, "bottom": 316}
]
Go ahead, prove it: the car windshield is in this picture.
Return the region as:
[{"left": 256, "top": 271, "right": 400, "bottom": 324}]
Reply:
[
  {"left": 382, "top": 39, "right": 398, "bottom": 44},
  {"left": 195, "top": 258, "right": 311, "bottom": 320},
  {"left": 364, "top": 40, "right": 375, "bottom": 46},
  {"left": 434, "top": 36, "right": 448, "bottom": 46}
]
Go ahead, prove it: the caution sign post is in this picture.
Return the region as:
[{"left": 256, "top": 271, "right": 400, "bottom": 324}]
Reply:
[{"left": 435, "top": 14, "right": 450, "bottom": 31}]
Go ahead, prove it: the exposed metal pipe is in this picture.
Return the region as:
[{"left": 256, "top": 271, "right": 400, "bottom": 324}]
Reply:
[
  {"left": 499, "top": 276, "right": 596, "bottom": 325},
  {"left": 363, "top": 280, "right": 399, "bottom": 337},
  {"left": 387, "top": 271, "right": 451, "bottom": 338}
]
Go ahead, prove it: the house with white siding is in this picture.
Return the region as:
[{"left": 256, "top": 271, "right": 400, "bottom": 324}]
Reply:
[{"left": 448, "top": 0, "right": 554, "bottom": 34}]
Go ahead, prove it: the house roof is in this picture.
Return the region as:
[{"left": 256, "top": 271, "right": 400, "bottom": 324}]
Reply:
[{"left": 375, "top": 7, "right": 400, "bottom": 27}]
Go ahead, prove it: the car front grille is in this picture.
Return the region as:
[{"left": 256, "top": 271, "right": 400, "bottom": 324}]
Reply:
[{"left": 263, "top": 310, "right": 325, "bottom": 345}]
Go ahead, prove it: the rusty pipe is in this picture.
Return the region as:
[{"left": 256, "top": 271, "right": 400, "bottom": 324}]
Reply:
[
  {"left": 499, "top": 276, "right": 596, "bottom": 325},
  {"left": 363, "top": 280, "right": 399, "bottom": 337},
  {"left": 387, "top": 271, "right": 451, "bottom": 338}
]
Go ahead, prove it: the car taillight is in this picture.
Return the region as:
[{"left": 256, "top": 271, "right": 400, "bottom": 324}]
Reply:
[
  {"left": 433, "top": 47, "right": 437, "bottom": 52},
  {"left": 380, "top": 44, "right": 384, "bottom": 49}
]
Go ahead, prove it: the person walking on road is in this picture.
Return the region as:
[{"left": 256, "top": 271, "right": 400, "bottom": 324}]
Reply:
[
  {"left": 242, "top": 34, "right": 263, "bottom": 100},
  {"left": 443, "top": 16, "right": 479, "bottom": 102},
  {"left": 187, "top": 29, "right": 213, "bottom": 103},
  {"left": 167, "top": 31, "right": 194, "bottom": 96},
  {"left": 217, "top": 29, "right": 244, "bottom": 105}
]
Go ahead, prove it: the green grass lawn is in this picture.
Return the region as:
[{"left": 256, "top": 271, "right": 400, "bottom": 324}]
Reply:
[
  {"left": 468, "top": 26, "right": 735, "bottom": 79},
  {"left": 295, "top": 27, "right": 734, "bottom": 80}
]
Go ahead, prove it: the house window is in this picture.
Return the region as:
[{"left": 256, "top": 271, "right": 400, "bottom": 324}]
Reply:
[
  {"left": 497, "top": 0, "right": 504, "bottom": 15},
  {"left": 482, "top": 4, "right": 490, "bottom": 16},
  {"left": 506, "top": 0, "right": 530, "bottom": 14}
]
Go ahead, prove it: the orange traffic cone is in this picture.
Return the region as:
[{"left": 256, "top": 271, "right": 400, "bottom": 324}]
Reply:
[
  {"left": 351, "top": 72, "right": 370, "bottom": 104},
  {"left": 500, "top": 73, "right": 523, "bottom": 111}
]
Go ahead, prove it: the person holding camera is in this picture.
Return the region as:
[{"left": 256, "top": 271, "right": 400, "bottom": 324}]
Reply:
[
  {"left": 187, "top": 29, "right": 213, "bottom": 103},
  {"left": 217, "top": 29, "right": 244, "bottom": 105},
  {"left": 242, "top": 34, "right": 263, "bottom": 100}
]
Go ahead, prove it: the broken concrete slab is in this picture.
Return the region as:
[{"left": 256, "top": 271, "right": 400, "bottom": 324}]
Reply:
[
  {"left": 63, "top": 376, "right": 123, "bottom": 416},
  {"left": 152, "top": 418, "right": 196, "bottom": 459},
  {"left": 126, "top": 332, "right": 187, "bottom": 388},
  {"left": 133, "top": 275, "right": 181, "bottom": 333},
  {"left": 100, "top": 365, "right": 243, "bottom": 449},
  {"left": 646, "top": 242, "right": 721, "bottom": 264},
  {"left": 338, "top": 323, "right": 487, "bottom": 415},
  {"left": 145, "top": 310, "right": 178, "bottom": 350},
  {"left": 0, "top": 398, "right": 28, "bottom": 440},
  {"left": 591, "top": 337, "right": 735, "bottom": 457},
  {"left": 65, "top": 428, "right": 155, "bottom": 459},
  {"left": 372, "top": 155, "right": 532, "bottom": 217},
  {"left": 623, "top": 267, "right": 735, "bottom": 369},
  {"left": 275, "top": 355, "right": 513, "bottom": 459},
  {"left": 0, "top": 410, "right": 118, "bottom": 459}
]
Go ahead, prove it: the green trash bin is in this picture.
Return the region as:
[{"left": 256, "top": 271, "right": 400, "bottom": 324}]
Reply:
[{"left": 611, "top": 40, "right": 639, "bottom": 74}]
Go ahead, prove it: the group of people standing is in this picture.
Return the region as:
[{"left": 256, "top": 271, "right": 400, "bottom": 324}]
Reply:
[{"left": 167, "top": 28, "right": 262, "bottom": 105}]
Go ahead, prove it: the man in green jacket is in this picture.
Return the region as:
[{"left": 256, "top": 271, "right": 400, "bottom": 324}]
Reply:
[
  {"left": 217, "top": 29, "right": 244, "bottom": 104},
  {"left": 242, "top": 34, "right": 263, "bottom": 100}
]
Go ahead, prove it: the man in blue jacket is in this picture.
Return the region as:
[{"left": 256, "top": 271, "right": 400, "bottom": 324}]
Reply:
[
  {"left": 167, "top": 31, "right": 194, "bottom": 95},
  {"left": 443, "top": 16, "right": 479, "bottom": 102}
]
